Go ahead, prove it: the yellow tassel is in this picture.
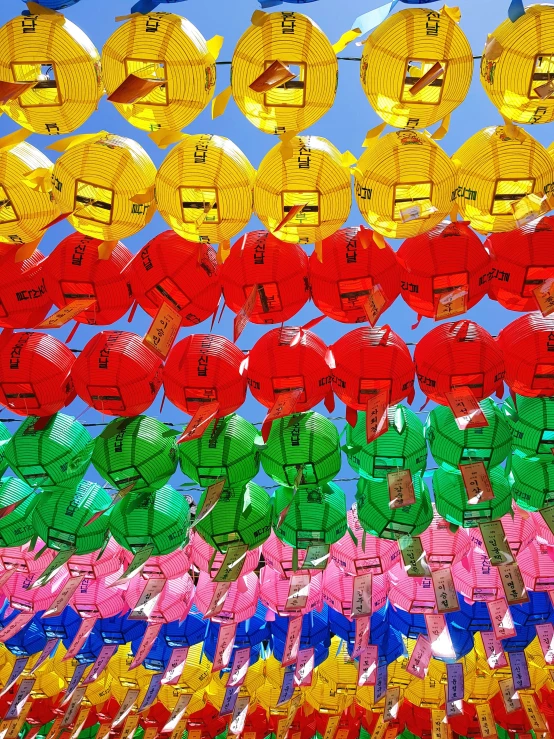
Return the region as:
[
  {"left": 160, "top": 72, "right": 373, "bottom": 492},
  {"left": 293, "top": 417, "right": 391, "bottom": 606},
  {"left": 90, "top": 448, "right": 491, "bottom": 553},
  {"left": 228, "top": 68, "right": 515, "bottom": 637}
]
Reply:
[
  {"left": 148, "top": 130, "right": 187, "bottom": 149},
  {"left": 332, "top": 29, "right": 361, "bottom": 55},
  {"left": 362, "top": 122, "right": 386, "bottom": 147},
  {"left": 130, "top": 185, "right": 155, "bottom": 204},
  {"left": 251, "top": 10, "right": 268, "bottom": 26},
  {"left": 114, "top": 13, "right": 140, "bottom": 21},
  {"left": 97, "top": 241, "right": 117, "bottom": 260},
  {"left": 26, "top": 1, "right": 61, "bottom": 15},
  {"left": 501, "top": 115, "right": 524, "bottom": 142},
  {"left": 450, "top": 203, "right": 459, "bottom": 222},
  {"left": 0, "top": 128, "right": 31, "bottom": 152},
  {"left": 440, "top": 5, "right": 461, "bottom": 23},
  {"left": 431, "top": 112, "right": 451, "bottom": 141},
  {"left": 217, "top": 240, "right": 231, "bottom": 265},
  {"left": 15, "top": 236, "right": 42, "bottom": 263},
  {"left": 314, "top": 241, "right": 323, "bottom": 263},
  {"left": 206, "top": 36, "right": 224, "bottom": 62},
  {"left": 279, "top": 131, "right": 297, "bottom": 161},
  {"left": 341, "top": 150, "right": 357, "bottom": 168},
  {"left": 211, "top": 86, "right": 232, "bottom": 120},
  {"left": 373, "top": 231, "right": 386, "bottom": 249},
  {"left": 484, "top": 35, "right": 503, "bottom": 61},
  {"left": 22, "top": 167, "right": 53, "bottom": 193},
  {"left": 46, "top": 131, "right": 107, "bottom": 153}
]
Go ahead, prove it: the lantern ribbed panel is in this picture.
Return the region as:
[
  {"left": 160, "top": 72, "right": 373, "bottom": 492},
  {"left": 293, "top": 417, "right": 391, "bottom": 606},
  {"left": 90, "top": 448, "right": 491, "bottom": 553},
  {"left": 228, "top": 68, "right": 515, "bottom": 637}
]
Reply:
[
  {"left": 127, "top": 231, "right": 220, "bottom": 324},
  {"left": 510, "top": 454, "right": 554, "bottom": 511},
  {"left": 222, "top": 231, "right": 309, "bottom": 324},
  {"left": 259, "top": 567, "right": 322, "bottom": 617},
  {"left": 0, "top": 246, "right": 51, "bottom": 328},
  {"left": 0, "top": 422, "right": 10, "bottom": 477},
  {"left": 178, "top": 413, "right": 260, "bottom": 489},
  {"left": 304, "top": 680, "right": 346, "bottom": 714},
  {"left": 51, "top": 133, "right": 157, "bottom": 241},
  {"left": 497, "top": 504, "right": 536, "bottom": 556},
  {"left": 0, "top": 14, "right": 101, "bottom": 135},
  {"left": 433, "top": 466, "right": 512, "bottom": 528},
  {"left": 317, "top": 636, "right": 358, "bottom": 694},
  {"left": 43, "top": 232, "right": 133, "bottom": 326},
  {"left": 502, "top": 394, "right": 554, "bottom": 458},
  {"left": 195, "top": 571, "right": 259, "bottom": 623},
  {"left": 451, "top": 545, "right": 502, "bottom": 602},
  {"left": 102, "top": 13, "right": 215, "bottom": 132},
  {"left": 71, "top": 569, "right": 126, "bottom": 618},
  {"left": 190, "top": 531, "right": 260, "bottom": 577},
  {"left": 271, "top": 481, "right": 347, "bottom": 549},
  {"left": 452, "top": 126, "right": 554, "bottom": 234},
  {"left": 0, "top": 477, "right": 37, "bottom": 547},
  {"left": 356, "top": 473, "right": 433, "bottom": 540},
  {"left": 125, "top": 574, "right": 195, "bottom": 623},
  {"left": 3, "top": 567, "right": 68, "bottom": 613},
  {"left": 68, "top": 537, "right": 125, "bottom": 581},
  {"left": 163, "top": 334, "right": 247, "bottom": 418},
  {"left": 354, "top": 131, "right": 457, "bottom": 239},
  {"left": 0, "top": 331, "right": 76, "bottom": 417},
  {"left": 322, "top": 561, "right": 388, "bottom": 617},
  {"left": 92, "top": 415, "right": 177, "bottom": 492},
  {"left": 360, "top": 7, "right": 473, "bottom": 129},
  {"left": 194, "top": 482, "right": 272, "bottom": 552},
  {"left": 72, "top": 330, "right": 163, "bottom": 416},
  {"left": 0, "top": 541, "right": 54, "bottom": 576},
  {"left": 260, "top": 411, "right": 340, "bottom": 487},
  {"left": 140, "top": 548, "right": 190, "bottom": 581},
  {"left": 254, "top": 135, "right": 351, "bottom": 244},
  {"left": 331, "top": 326, "right": 415, "bottom": 409},
  {"left": 388, "top": 562, "right": 436, "bottom": 613},
  {"left": 330, "top": 507, "right": 401, "bottom": 576},
  {"left": 109, "top": 484, "right": 190, "bottom": 556},
  {"left": 308, "top": 226, "right": 400, "bottom": 323},
  {"left": 498, "top": 312, "right": 554, "bottom": 397},
  {"left": 418, "top": 505, "right": 472, "bottom": 571},
  {"left": 29, "top": 672, "right": 66, "bottom": 700},
  {"left": 414, "top": 320, "right": 505, "bottom": 405},
  {"left": 6, "top": 413, "right": 92, "bottom": 491},
  {"left": 262, "top": 531, "right": 323, "bottom": 578},
  {"left": 517, "top": 541, "right": 554, "bottom": 592}
]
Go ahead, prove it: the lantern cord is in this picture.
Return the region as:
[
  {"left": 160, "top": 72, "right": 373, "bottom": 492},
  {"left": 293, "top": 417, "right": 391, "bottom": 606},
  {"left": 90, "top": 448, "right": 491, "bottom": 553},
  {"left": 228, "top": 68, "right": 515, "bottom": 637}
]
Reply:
[{"left": 216, "top": 55, "right": 484, "bottom": 64}]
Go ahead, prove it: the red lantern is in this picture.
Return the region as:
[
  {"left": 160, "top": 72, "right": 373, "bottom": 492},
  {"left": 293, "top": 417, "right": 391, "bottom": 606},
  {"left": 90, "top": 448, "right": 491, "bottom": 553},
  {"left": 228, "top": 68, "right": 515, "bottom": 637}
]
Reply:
[
  {"left": 497, "top": 312, "right": 554, "bottom": 397},
  {"left": 309, "top": 226, "right": 399, "bottom": 323},
  {"left": 72, "top": 330, "right": 163, "bottom": 416},
  {"left": 43, "top": 232, "right": 133, "bottom": 325},
  {"left": 414, "top": 320, "right": 504, "bottom": 405},
  {"left": 246, "top": 326, "right": 332, "bottom": 412},
  {"left": 487, "top": 215, "right": 554, "bottom": 312},
  {"left": 163, "top": 334, "right": 247, "bottom": 417},
  {"left": 396, "top": 221, "right": 490, "bottom": 320},
  {"left": 0, "top": 245, "right": 52, "bottom": 329},
  {"left": 127, "top": 231, "right": 221, "bottom": 326},
  {"left": 0, "top": 331, "right": 75, "bottom": 416},
  {"left": 221, "top": 230, "right": 309, "bottom": 324}
]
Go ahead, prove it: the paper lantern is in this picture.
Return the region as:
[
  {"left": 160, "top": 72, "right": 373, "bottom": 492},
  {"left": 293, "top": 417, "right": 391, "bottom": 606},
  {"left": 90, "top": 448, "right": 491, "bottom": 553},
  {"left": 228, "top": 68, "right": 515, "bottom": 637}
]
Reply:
[
  {"left": 344, "top": 404, "right": 426, "bottom": 480},
  {"left": 0, "top": 477, "right": 38, "bottom": 547},
  {"left": 356, "top": 473, "right": 433, "bottom": 539},
  {"left": 451, "top": 545, "right": 502, "bottom": 602},
  {"left": 0, "top": 13, "right": 101, "bottom": 135},
  {"left": 205, "top": 659, "right": 265, "bottom": 710},
  {"left": 511, "top": 454, "right": 554, "bottom": 511},
  {"left": 109, "top": 484, "right": 190, "bottom": 556},
  {"left": 387, "top": 563, "right": 437, "bottom": 614},
  {"left": 155, "top": 134, "right": 254, "bottom": 245},
  {"left": 509, "top": 589, "right": 553, "bottom": 628},
  {"left": 322, "top": 561, "right": 388, "bottom": 617},
  {"left": 205, "top": 603, "right": 269, "bottom": 664},
  {"left": 354, "top": 131, "right": 457, "bottom": 239},
  {"left": 159, "top": 606, "right": 206, "bottom": 648},
  {"left": 67, "top": 538, "right": 126, "bottom": 582},
  {"left": 414, "top": 320, "right": 505, "bottom": 405},
  {"left": 330, "top": 506, "right": 401, "bottom": 576},
  {"left": 254, "top": 135, "right": 352, "bottom": 244},
  {"left": 106, "top": 645, "right": 152, "bottom": 701},
  {"left": 0, "top": 332, "right": 76, "bottom": 417},
  {"left": 71, "top": 570, "right": 127, "bottom": 620},
  {"left": 139, "top": 547, "right": 191, "bottom": 581},
  {"left": 317, "top": 636, "right": 358, "bottom": 695},
  {"left": 102, "top": 13, "right": 216, "bottom": 132},
  {"left": 330, "top": 604, "right": 397, "bottom": 661},
  {"left": 190, "top": 531, "right": 260, "bottom": 577},
  {"left": 262, "top": 531, "right": 326, "bottom": 578},
  {"left": 0, "top": 245, "right": 52, "bottom": 328},
  {"left": 163, "top": 334, "right": 247, "bottom": 418},
  {"left": 518, "top": 541, "right": 554, "bottom": 592},
  {"left": 2, "top": 567, "right": 68, "bottom": 614},
  {"left": 6, "top": 413, "right": 92, "bottom": 491},
  {"left": 260, "top": 411, "right": 340, "bottom": 487},
  {"left": 452, "top": 126, "right": 554, "bottom": 234},
  {"left": 477, "top": 503, "right": 535, "bottom": 557},
  {"left": 51, "top": 133, "right": 157, "bottom": 241},
  {"left": 504, "top": 394, "right": 554, "bottom": 459},
  {"left": 72, "top": 331, "right": 163, "bottom": 416},
  {"left": 125, "top": 573, "right": 195, "bottom": 624},
  {"left": 433, "top": 466, "right": 512, "bottom": 528},
  {"left": 259, "top": 567, "right": 322, "bottom": 617},
  {"left": 127, "top": 230, "right": 220, "bottom": 325},
  {"left": 0, "top": 540, "right": 54, "bottom": 577},
  {"left": 308, "top": 226, "right": 400, "bottom": 324},
  {"left": 194, "top": 482, "right": 272, "bottom": 552},
  {"left": 195, "top": 570, "right": 259, "bottom": 623},
  {"left": 498, "top": 312, "right": 554, "bottom": 397}
]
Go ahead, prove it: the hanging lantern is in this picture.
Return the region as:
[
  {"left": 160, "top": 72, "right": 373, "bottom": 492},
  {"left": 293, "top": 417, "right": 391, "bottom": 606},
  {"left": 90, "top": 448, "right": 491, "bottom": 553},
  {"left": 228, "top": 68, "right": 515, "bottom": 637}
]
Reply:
[
  {"left": 72, "top": 331, "right": 163, "bottom": 416},
  {"left": 259, "top": 566, "right": 322, "bottom": 617},
  {"left": 503, "top": 394, "right": 554, "bottom": 459},
  {"left": 0, "top": 12, "right": 101, "bottom": 135},
  {"left": 92, "top": 415, "right": 177, "bottom": 493},
  {"left": 0, "top": 245, "right": 52, "bottom": 328},
  {"left": 433, "top": 466, "right": 513, "bottom": 528},
  {"left": 0, "top": 477, "right": 38, "bottom": 548},
  {"left": 262, "top": 531, "right": 326, "bottom": 578},
  {"left": 418, "top": 504, "right": 472, "bottom": 571},
  {"left": 452, "top": 125, "right": 554, "bottom": 234},
  {"left": 387, "top": 563, "right": 437, "bottom": 614},
  {"left": 2, "top": 567, "right": 68, "bottom": 614},
  {"left": 190, "top": 531, "right": 260, "bottom": 577},
  {"left": 330, "top": 506, "right": 401, "bottom": 576},
  {"left": 127, "top": 231, "right": 220, "bottom": 325},
  {"left": 360, "top": 6, "right": 473, "bottom": 129},
  {"left": 67, "top": 537, "right": 127, "bottom": 581},
  {"left": 139, "top": 546, "right": 190, "bottom": 581},
  {"left": 155, "top": 134, "right": 254, "bottom": 245},
  {"left": 414, "top": 320, "right": 505, "bottom": 405},
  {"left": 451, "top": 545, "right": 502, "bottom": 602},
  {"left": 322, "top": 560, "right": 388, "bottom": 617},
  {"left": 518, "top": 541, "right": 554, "bottom": 592},
  {"left": 204, "top": 604, "right": 269, "bottom": 666},
  {"left": 194, "top": 571, "right": 259, "bottom": 623},
  {"left": 109, "top": 484, "right": 191, "bottom": 556},
  {"left": 0, "top": 331, "right": 76, "bottom": 417},
  {"left": 5, "top": 413, "right": 93, "bottom": 491},
  {"left": 498, "top": 312, "right": 554, "bottom": 397},
  {"left": 102, "top": 13, "right": 216, "bottom": 132},
  {"left": 163, "top": 334, "right": 247, "bottom": 418},
  {"left": 160, "top": 606, "right": 207, "bottom": 648},
  {"left": 354, "top": 130, "right": 457, "bottom": 239},
  {"left": 126, "top": 573, "right": 195, "bottom": 624},
  {"left": 0, "top": 540, "right": 54, "bottom": 577},
  {"left": 260, "top": 411, "right": 340, "bottom": 488},
  {"left": 71, "top": 570, "right": 127, "bottom": 620},
  {"left": 51, "top": 132, "right": 157, "bottom": 241},
  {"left": 254, "top": 135, "right": 352, "bottom": 244},
  {"left": 497, "top": 502, "right": 536, "bottom": 557},
  {"left": 510, "top": 454, "right": 554, "bottom": 511}
]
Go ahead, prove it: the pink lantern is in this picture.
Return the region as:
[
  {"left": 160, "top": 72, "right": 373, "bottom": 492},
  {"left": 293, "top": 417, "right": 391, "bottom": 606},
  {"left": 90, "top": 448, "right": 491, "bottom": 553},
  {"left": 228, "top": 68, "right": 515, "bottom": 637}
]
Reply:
[
  {"left": 71, "top": 570, "right": 127, "bottom": 619},
  {"left": 452, "top": 546, "right": 502, "bottom": 603},
  {"left": 190, "top": 532, "right": 260, "bottom": 577},
  {"left": 418, "top": 507, "right": 471, "bottom": 572},
  {"left": 330, "top": 507, "right": 400, "bottom": 576},
  {"left": 467, "top": 503, "right": 535, "bottom": 557},
  {"left": 322, "top": 560, "right": 388, "bottom": 616},
  {"left": 195, "top": 571, "right": 259, "bottom": 624},
  {"left": 262, "top": 532, "right": 324, "bottom": 579},
  {"left": 1, "top": 567, "right": 69, "bottom": 614},
  {"left": 125, "top": 573, "right": 195, "bottom": 623},
  {"left": 67, "top": 538, "right": 127, "bottom": 580},
  {"left": 259, "top": 567, "right": 322, "bottom": 617},
  {"left": 0, "top": 541, "right": 56, "bottom": 577},
  {"left": 517, "top": 541, "right": 554, "bottom": 592},
  {"left": 140, "top": 549, "right": 192, "bottom": 581},
  {"left": 388, "top": 563, "right": 437, "bottom": 613}
]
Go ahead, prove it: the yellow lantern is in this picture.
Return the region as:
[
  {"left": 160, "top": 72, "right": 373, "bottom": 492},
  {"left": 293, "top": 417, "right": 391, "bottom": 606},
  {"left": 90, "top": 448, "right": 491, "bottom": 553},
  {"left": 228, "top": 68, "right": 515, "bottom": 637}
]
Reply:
[
  {"left": 29, "top": 669, "right": 66, "bottom": 700},
  {"left": 360, "top": 6, "right": 473, "bottom": 130},
  {"left": 159, "top": 684, "right": 205, "bottom": 716},
  {"left": 231, "top": 10, "right": 337, "bottom": 135},
  {"left": 50, "top": 131, "right": 157, "bottom": 241},
  {"left": 254, "top": 135, "right": 352, "bottom": 244},
  {"left": 0, "top": 12, "right": 102, "bottom": 135},
  {"left": 304, "top": 681, "right": 351, "bottom": 714},
  {"left": 84, "top": 675, "right": 113, "bottom": 707},
  {"left": 102, "top": 13, "right": 219, "bottom": 133},
  {"left": 317, "top": 637, "right": 357, "bottom": 699},
  {"left": 480, "top": 5, "right": 554, "bottom": 125},
  {"left": 205, "top": 665, "right": 264, "bottom": 711},
  {"left": 256, "top": 680, "right": 304, "bottom": 712},
  {"left": 155, "top": 133, "right": 255, "bottom": 246},
  {"left": 354, "top": 129, "right": 457, "bottom": 239},
  {"left": 107, "top": 644, "right": 152, "bottom": 705},
  {"left": 452, "top": 125, "right": 554, "bottom": 233}
]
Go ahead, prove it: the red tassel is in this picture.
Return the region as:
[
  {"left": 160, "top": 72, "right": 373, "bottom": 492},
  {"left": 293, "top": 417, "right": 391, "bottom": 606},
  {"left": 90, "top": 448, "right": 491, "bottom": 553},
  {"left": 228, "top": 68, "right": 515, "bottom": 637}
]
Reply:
[
  {"left": 159, "top": 393, "right": 166, "bottom": 413},
  {"left": 65, "top": 321, "right": 79, "bottom": 345},
  {"left": 419, "top": 396, "right": 430, "bottom": 412},
  {"left": 324, "top": 388, "right": 335, "bottom": 412},
  {"left": 127, "top": 300, "right": 138, "bottom": 324},
  {"left": 301, "top": 314, "right": 326, "bottom": 331},
  {"left": 346, "top": 405, "right": 357, "bottom": 427},
  {"left": 411, "top": 314, "right": 423, "bottom": 330}
]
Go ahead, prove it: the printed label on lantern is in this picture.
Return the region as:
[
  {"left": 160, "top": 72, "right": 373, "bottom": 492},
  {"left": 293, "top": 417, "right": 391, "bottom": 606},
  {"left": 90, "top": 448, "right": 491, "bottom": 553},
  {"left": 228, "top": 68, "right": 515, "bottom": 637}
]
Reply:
[
  {"left": 534, "top": 278, "right": 554, "bottom": 317},
  {"left": 138, "top": 673, "right": 163, "bottom": 713},
  {"left": 406, "top": 634, "right": 432, "bottom": 679},
  {"left": 69, "top": 707, "right": 90, "bottom": 739},
  {"left": 383, "top": 687, "right": 400, "bottom": 722},
  {"left": 0, "top": 613, "right": 33, "bottom": 644},
  {"left": 351, "top": 573, "right": 372, "bottom": 618},
  {"left": 161, "top": 694, "right": 192, "bottom": 733},
  {"left": 499, "top": 677, "right": 521, "bottom": 713},
  {"left": 112, "top": 689, "right": 140, "bottom": 728},
  {"left": 213, "top": 542, "right": 249, "bottom": 583},
  {"left": 358, "top": 645, "right": 378, "bottom": 687},
  {"left": 459, "top": 463, "right": 495, "bottom": 506},
  {"left": 363, "top": 284, "right": 387, "bottom": 327},
  {"left": 0, "top": 656, "right": 27, "bottom": 697},
  {"left": 204, "top": 580, "right": 231, "bottom": 619},
  {"left": 431, "top": 710, "right": 446, "bottom": 739},
  {"left": 44, "top": 718, "right": 63, "bottom": 739},
  {"left": 520, "top": 694, "right": 547, "bottom": 731},
  {"left": 352, "top": 615, "right": 370, "bottom": 659},
  {"left": 61, "top": 661, "right": 88, "bottom": 705},
  {"left": 425, "top": 614, "right": 455, "bottom": 660},
  {"left": 33, "top": 638, "right": 59, "bottom": 671},
  {"left": 82, "top": 643, "right": 117, "bottom": 684},
  {"left": 212, "top": 622, "right": 237, "bottom": 672},
  {"left": 4, "top": 678, "right": 35, "bottom": 720},
  {"left": 302, "top": 543, "right": 330, "bottom": 570},
  {"left": 142, "top": 729, "right": 157, "bottom": 739},
  {"left": 169, "top": 720, "right": 189, "bottom": 739},
  {"left": 481, "top": 631, "right": 508, "bottom": 669},
  {"left": 476, "top": 704, "right": 496, "bottom": 738},
  {"left": 536, "top": 623, "right": 554, "bottom": 664},
  {"left": 229, "top": 695, "right": 250, "bottom": 736},
  {"left": 374, "top": 663, "right": 388, "bottom": 703},
  {"left": 0, "top": 570, "right": 14, "bottom": 590},
  {"left": 509, "top": 650, "right": 531, "bottom": 690},
  {"left": 36, "top": 299, "right": 97, "bottom": 330},
  {"left": 281, "top": 616, "right": 302, "bottom": 667},
  {"left": 128, "top": 578, "right": 166, "bottom": 621},
  {"left": 177, "top": 401, "right": 221, "bottom": 444},
  {"left": 234, "top": 284, "right": 259, "bottom": 342},
  {"left": 435, "top": 286, "right": 468, "bottom": 321},
  {"left": 129, "top": 622, "right": 162, "bottom": 669},
  {"left": 191, "top": 478, "right": 225, "bottom": 526},
  {"left": 61, "top": 686, "right": 87, "bottom": 728},
  {"left": 228, "top": 646, "right": 250, "bottom": 688},
  {"left": 112, "top": 545, "right": 154, "bottom": 585},
  {"left": 399, "top": 535, "right": 431, "bottom": 577},
  {"left": 446, "top": 699, "right": 463, "bottom": 718},
  {"left": 4, "top": 704, "right": 31, "bottom": 739},
  {"left": 120, "top": 714, "right": 139, "bottom": 739},
  {"left": 162, "top": 647, "right": 189, "bottom": 686},
  {"left": 487, "top": 598, "right": 516, "bottom": 640},
  {"left": 446, "top": 663, "right": 464, "bottom": 702},
  {"left": 445, "top": 386, "right": 489, "bottom": 431},
  {"left": 261, "top": 388, "right": 303, "bottom": 442},
  {"left": 372, "top": 717, "right": 387, "bottom": 739},
  {"left": 366, "top": 390, "right": 389, "bottom": 443},
  {"left": 322, "top": 717, "right": 340, "bottom": 739},
  {"left": 143, "top": 301, "right": 182, "bottom": 359},
  {"left": 498, "top": 562, "right": 528, "bottom": 604},
  {"left": 387, "top": 469, "right": 415, "bottom": 510},
  {"left": 285, "top": 574, "right": 310, "bottom": 612},
  {"left": 431, "top": 568, "right": 459, "bottom": 613},
  {"left": 278, "top": 665, "right": 296, "bottom": 705},
  {"left": 294, "top": 647, "right": 314, "bottom": 687},
  {"left": 477, "top": 521, "right": 512, "bottom": 567}
]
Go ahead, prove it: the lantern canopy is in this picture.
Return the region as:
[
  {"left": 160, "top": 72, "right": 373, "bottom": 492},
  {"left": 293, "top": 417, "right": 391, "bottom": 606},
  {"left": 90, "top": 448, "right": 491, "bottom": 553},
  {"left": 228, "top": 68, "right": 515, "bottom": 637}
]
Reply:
[
  {"left": 502, "top": 394, "right": 554, "bottom": 459},
  {"left": 498, "top": 312, "right": 554, "bottom": 397},
  {"left": 0, "top": 246, "right": 51, "bottom": 329},
  {"left": 433, "top": 466, "right": 513, "bottom": 528},
  {"left": 0, "top": 477, "right": 38, "bottom": 548}
]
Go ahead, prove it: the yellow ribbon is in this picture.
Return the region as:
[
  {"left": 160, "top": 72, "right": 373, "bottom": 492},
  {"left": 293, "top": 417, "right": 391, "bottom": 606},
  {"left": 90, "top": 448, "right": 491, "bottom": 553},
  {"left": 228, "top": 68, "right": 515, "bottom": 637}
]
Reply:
[
  {"left": 22, "top": 167, "right": 53, "bottom": 193},
  {"left": 130, "top": 185, "right": 155, "bottom": 204},
  {"left": 362, "top": 122, "right": 386, "bottom": 147},
  {"left": 98, "top": 241, "right": 118, "bottom": 261},
  {"left": 211, "top": 86, "right": 232, "bottom": 120},
  {"left": 148, "top": 130, "right": 187, "bottom": 149},
  {"left": 217, "top": 240, "right": 231, "bottom": 265},
  {"left": 314, "top": 241, "right": 323, "bottom": 263},
  {"left": 440, "top": 5, "right": 461, "bottom": 23},
  {"left": 206, "top": 36, "right": 224, "bottom": 62},
  {"left": 0, "top": 128, "right": 31, "bottom": 152},
  {"left": 332, "top": 29, "right": 361, "bottom": 55},
  {"left": 15, "top": 236, "right": 42, "bottom": 263},
  {"left": 431, "top": 113, "right": 451, "bottom": 141},
  {"left": 46, "top": 131, "right": 107, "bottom": 153}
]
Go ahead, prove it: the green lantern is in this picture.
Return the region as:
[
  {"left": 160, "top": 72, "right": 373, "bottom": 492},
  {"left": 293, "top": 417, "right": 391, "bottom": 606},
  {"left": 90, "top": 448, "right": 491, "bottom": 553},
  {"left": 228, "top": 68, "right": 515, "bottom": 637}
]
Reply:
[
  {"left": 510, "top": 454, "right": 554, "bottom": 511},
  {"left": 425, "top": 398, "right": 511, "bottom": 471},
  {"left": 344, "top": 405, "right": 427, "bottom": 480},
  {"left": 4, "top": 414, "right": 93, "bottom": 490},
  {"left": 178, "top": 414, "right": 260, "bottom": 489},
  {"left": 0, "top": 422, "right": 10, "bottom": 477},
  {"left": 272, "top": 481, "right": 347, "bottom": 550},
  {"left": 92, "top": 415, "right": 178, "bottom": 492},
  {"left": 502, "top": 394, "right": 554, "bottom": 459},
  {"left": 31, "top": 481, "right": 111, "bottom": 554},
  {"left": 433, "top": 466, "right": 512, "bottom": 528},
  {"left": 194, "top": 482, "right": 272, "bottom": 552},
  {"left": 109, "top": 484, "right": 190, "bottom": 555},
  {"left": 260, "top": 412, "right": 341, "bottom": 488},
  {"left": 0, "top": 477, "right": 38, "bottom": 547},
  {"left": 356, "top": 473, "right": 433, "bottom": 540}
]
